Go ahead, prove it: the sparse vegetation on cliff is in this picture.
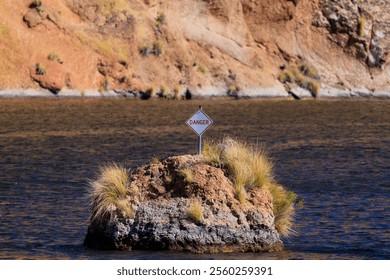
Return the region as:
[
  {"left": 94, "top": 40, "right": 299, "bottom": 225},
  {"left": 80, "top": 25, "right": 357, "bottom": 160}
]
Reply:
[
  {"left": 156, "top": 12, "right": 166, "bottom": 25},
  {"left": 35, "top": 63, "right": 47, "bottom": 75},
  {"left": 0, "top": 23, "right": 9, "bottom": 37},
  {"left": 31, "top": 0, "right": 42, "bottom": 8},
  {"left": 139, "top": 41, "right": 164, "bottom": 57},
  {"left": 88, "top": 164, "right": 133, "bottom": 224},
  {"left": 358, "top": 17, "right": 366, "bottom": 37},
  {"left": 47, "top": 53, "right": 59, "bottom": 61},
  {"left": 278, "top": 63, "right": 321, "bottom": 97},
  {"left": 197, "top": 65, "right": 207, "bottom": 74}
]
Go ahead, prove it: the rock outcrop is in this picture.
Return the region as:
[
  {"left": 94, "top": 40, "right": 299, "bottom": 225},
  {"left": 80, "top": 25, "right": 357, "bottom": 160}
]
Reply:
[{"left": 84, "top": 155, "right": 283, "bottom": 253}]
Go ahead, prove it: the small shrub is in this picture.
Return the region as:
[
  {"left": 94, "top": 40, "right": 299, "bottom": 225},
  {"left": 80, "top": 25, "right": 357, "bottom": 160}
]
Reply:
[
  {"left": 227, "top": 84, "right": 240, "bottom": 96},
  {"left": 139, "top": 41, "right": 164, "bottom": 57},
  {"left": 228, "top": 85, "right": 236, "bottom": 92},
  {"left": 96, "top": 40, "right": 111, "bottom": 56},
  {"left": 298, "top": 63, "right": 319, "bottom": 80},
  {"left": 0, "top": 23, "right": 9, "bottom": 37},
  {"left": 159, "top": 84, "right": 171, "bottom": 97},
  {"left": 98, "top": 78, "right": 110, "bottom": 93},
  {"left": 358, "top": 17, "right": 365, "bottom": 37},
  {"left": 187, "top": 199, "right": 203, "bottom": 222},
  {"left": 306, "top": 79, "right": 320, "bottom": 97},
  {"left": 197, "top": 65, "right": 207, "bottom": 74},
  {"left": 278, "top": 63, "right": 321, "bottom": 97},
  {"left": 35, "top": 63, "right": 46, "bottom": 75},
  {"left": 156, "top": 12, "right": 166, "bottom": 25},
  {"left": 180, "top": 168, "right": 194, "bottom": 183},
  {"left": 173, "top": 85, "right": 181, "bottom": 99},
  {"left": 31, "top": 0, "right": 42, "bottom": 8},
  {"left": 152, "top": 41, "right": 163, "bottom": 56},
  {"left": 88, "top": 163, "right": 133, "bottom": 224},
  {"left": 145, "top": 87, "right": 156, "bottom": 97},
  {"left": 151, "top": 156, "right": 160, "bottom": 164},
  {"left": 30, "top": 0, "right": 43, "bottom": 12},
  {"left": 47, "top": 52, "right": 59, "bottom": 61},
  {"left": 139, "top": 44, "right": 151, "bottom": 57}
]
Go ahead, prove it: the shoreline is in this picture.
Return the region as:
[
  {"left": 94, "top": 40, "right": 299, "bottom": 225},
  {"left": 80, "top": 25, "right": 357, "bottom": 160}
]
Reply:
[{"left": 1, "top": 85, "right": 390, "bottom": 99}]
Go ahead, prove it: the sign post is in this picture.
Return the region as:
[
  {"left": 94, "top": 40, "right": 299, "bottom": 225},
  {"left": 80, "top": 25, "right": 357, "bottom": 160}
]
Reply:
[{"left": 186, "top": 106, "right": 213, "bottom": 155}]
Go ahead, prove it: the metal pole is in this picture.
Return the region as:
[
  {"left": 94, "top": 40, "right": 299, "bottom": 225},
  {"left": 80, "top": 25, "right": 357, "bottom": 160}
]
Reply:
[
  {"left": 198, "top": 105, "right": 202, "bottom": 155},
  {"left": 198, "top": 134, "right": 202, "bottom": 155}
]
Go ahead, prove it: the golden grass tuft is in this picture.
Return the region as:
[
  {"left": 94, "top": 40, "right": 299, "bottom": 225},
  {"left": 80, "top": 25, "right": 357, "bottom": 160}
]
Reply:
[
  {"left": 89, "top": 163, "right": 133, "bottom": 224},
  {"left": 180, "top": 168, "right": 194, "bottom": 183},
  {"left": 203, "top": 141, "right": 222, "bottom": 166},
  {"left": 234, "top": 182, "right": 247, "bottom": 204},
  {"left": 358, "top": 17, "right": 366, "bottom": 37},
  {"left": 197, "top": 65, "right": 207, "bottom": 74},
  {"left": 35, "top": 63, "right": 47, "bottom": 75},
  {"left": 0, "top": 22, "right": 9, "bottom": 37},
  {"left": 268, "top": 183, "right": 297, "bottom": 235},
  {"left": 203, "top": 138, "right": 297, "bottom": 236},
  {"left": 151, "top": 156, "right": 160, "bottom": 164},
  {"left": 218, "top": 139, "right": 273, "bottom": 189},
  {"left": 187, "top": 199, "right": 203, "bottom": 222}
]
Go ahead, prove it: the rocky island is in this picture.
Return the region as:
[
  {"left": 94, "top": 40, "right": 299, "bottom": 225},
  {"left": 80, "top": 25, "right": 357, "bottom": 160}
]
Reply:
[{"left": 84, "top": 139, "right": 297, "bottom": 253}]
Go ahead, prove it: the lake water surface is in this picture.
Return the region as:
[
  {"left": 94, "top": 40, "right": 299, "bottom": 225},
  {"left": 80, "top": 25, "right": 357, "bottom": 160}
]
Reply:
[{"left": 0, "top": 98, "right": 389, "bottom": 259}]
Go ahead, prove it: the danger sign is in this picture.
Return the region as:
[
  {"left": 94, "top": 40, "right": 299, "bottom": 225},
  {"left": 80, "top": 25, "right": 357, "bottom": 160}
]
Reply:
[{"left": 186, "top": 107, "right": 213, "bottom": 136}]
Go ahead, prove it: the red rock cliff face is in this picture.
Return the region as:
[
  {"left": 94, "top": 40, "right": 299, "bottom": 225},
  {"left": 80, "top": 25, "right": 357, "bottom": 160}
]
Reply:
[{"left": 0, "top": 0, "right": 389, "bottom": 95}]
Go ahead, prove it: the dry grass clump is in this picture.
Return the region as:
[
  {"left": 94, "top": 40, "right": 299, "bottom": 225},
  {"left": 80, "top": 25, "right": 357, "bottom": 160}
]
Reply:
[
  {"left": 89, "top": 163, "right": 133, "bottom": 224},
  {"left": 180, "top": 168, "right": 194, "bottom": 183},
  {"left": 0, "top": 22, "right": 9, "bottom": 37},
  {"left": 35, "top": 63, "right": 47, "bottom": 75},
  {"left": 357, "top": 17, "right": 366, "bottom": 37},
  {"left": 99, "top": 0, "right": 128, "bottom": 15},
  {"left": 278, "top": 63, "right": 321, "bottom": 97},
  {"left": 139, "top": 41, "right": 164, "bottom": 57},
  {"left": 152, "top": 41, "right": 163, "bottom": 56},
  {"left": 187, "top": 199, "right": 203, "bottom": 222},
  {"left": 156, "top": 12, "right": 166, "bottom": 25},
  {"left": 47, "top": 52, "right": 59, "bottom": 61},
  {"left": 203, "top": 138, "right": 297, "bottom": 236},
  {"left": 197, "top": 65, "right": 207, "bottom": 74},
  {"left": 203, "top": 141, "right": 222, "bottom": 166},
  {"left": 268, "top": 183, "right": 297, "bottom": 235}
]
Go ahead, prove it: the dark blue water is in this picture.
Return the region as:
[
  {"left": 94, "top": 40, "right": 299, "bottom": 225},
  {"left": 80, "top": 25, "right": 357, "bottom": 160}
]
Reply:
[{"left": 0, "top": 99, "right": 389, "bottom": 259}]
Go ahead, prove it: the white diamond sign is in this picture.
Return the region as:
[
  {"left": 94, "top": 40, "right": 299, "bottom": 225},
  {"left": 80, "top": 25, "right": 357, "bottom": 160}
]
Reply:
[{"left": 186, "top": 107, "right": 213, "bottom": 136}]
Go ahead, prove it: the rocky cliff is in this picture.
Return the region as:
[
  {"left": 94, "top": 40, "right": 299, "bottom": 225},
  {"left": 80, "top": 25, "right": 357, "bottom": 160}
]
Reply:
[{"left": 0, "top": 0, "right": 389, "bottom": 97}]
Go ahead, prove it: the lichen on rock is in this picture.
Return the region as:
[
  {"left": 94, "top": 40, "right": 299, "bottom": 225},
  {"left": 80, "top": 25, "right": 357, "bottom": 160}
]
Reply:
[{"left": 84, "top": 138, "right": 297, "bottom": 253}]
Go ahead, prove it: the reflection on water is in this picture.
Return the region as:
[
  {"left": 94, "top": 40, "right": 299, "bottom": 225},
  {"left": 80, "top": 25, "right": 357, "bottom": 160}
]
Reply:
[{"left": 0, "top": 98, "right": 389, "bottom": 259}]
